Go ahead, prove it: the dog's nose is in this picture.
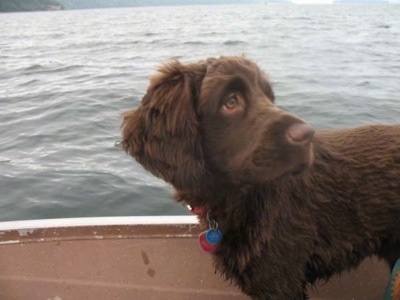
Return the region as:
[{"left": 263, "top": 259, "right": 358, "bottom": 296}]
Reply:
[{"left": 287, "top": 123, "right": 315, "bottom": 145}]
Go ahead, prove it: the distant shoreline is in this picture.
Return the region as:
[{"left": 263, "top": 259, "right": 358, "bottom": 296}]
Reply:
[
  {"left": 0, "top": 0, "right": 64, "bottom": 13},
  {"left": 0, "top": 0, "right": 394, "bottom": 13}
]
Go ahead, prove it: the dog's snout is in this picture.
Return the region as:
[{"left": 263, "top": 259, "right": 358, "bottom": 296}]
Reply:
[{"left": 287, "top": 123, "right": 315, "bottom": 145}]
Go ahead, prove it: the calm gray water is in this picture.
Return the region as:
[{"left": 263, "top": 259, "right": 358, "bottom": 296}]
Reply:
[{"left": 0, "top": 4, "right": 399, "bottom": 221}]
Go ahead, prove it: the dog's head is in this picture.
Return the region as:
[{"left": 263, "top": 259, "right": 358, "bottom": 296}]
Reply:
[{"left": 121, "top": 56, "right": 314, "bottom": 191}]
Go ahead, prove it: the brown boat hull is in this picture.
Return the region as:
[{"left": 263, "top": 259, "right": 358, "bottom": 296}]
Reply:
[{"left": 0, "top": 216, "right": 390, "bottom": 299}]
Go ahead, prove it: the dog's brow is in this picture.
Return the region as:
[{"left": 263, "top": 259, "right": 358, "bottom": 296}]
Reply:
[{"left": 225, "top": 76, "right": 248, "bottom": 93}]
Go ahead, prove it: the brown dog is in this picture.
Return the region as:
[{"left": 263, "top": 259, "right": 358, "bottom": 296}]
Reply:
[{"left": 121, "top": 56, "right": 400, "bottom": 299}]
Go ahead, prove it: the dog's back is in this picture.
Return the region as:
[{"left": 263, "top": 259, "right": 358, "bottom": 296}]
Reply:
[{"left": 303, "top": 124, "right": 400, "bottom": 278}]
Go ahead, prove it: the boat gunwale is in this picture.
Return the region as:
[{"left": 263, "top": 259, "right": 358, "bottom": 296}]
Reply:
[
  {"left": 0, "top": 216, "right": 200, "bottom": 245},
  {"left": 0, "top": 215, "right": 198, "bottom": 231}
]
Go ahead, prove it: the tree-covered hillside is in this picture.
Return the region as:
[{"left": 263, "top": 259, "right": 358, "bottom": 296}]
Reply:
[{"left": 0, "top": 0, "right": 64, "bottom": 12}]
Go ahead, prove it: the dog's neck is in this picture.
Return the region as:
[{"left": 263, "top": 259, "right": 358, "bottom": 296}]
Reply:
[{"left": 174, "top": 183, "right": 246, "bottom": 217}]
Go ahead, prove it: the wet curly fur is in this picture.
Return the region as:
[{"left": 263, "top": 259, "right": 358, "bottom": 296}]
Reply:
[{"left": 121, "top": 56, "right": 400, "bottom": 299}]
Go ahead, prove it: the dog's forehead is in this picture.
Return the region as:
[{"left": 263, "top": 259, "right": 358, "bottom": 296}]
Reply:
[{"left": 206, "top": 57, "right": 261, "bottom": 78}]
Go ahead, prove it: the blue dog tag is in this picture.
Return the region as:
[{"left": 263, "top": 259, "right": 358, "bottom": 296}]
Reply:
[{"left": 205, "top": 229, "right": 223, "bottom": 245}]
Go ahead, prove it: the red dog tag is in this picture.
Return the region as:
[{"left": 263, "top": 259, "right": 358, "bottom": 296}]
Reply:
[{"left": 198, "top": 229, "right": 223, "bottom": 252}]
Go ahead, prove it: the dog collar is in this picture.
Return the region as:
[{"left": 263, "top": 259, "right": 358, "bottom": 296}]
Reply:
[
  {"left": 187, "top": 205, "right": 223, "bottom": 252},
  {"left": 187, "top": 204, "right": 205, "bottom": 217}
]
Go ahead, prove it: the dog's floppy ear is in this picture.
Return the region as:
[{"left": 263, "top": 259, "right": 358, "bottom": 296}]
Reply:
[{"left": 121, "top": 59, "right": 208, "bottom": 191}]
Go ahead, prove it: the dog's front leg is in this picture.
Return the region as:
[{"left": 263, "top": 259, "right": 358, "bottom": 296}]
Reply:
[{"left": 228, "top": 258, "right": 309, "bottom": 300}]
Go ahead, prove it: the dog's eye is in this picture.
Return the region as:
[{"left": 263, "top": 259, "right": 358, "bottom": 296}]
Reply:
[{"left": 223, "top": 95, "right": 238, "bottom": 110}]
